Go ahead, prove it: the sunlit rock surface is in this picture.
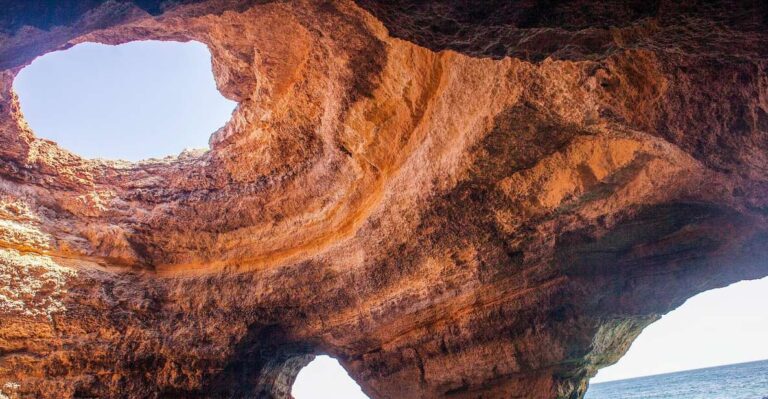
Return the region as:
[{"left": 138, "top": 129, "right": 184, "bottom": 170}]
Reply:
[{"left": 0, "top": 1, "right": 766, "bottom": 398}]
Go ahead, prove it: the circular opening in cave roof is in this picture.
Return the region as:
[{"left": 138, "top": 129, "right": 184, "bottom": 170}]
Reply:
[{"left": 13, "top": 40, "right": 236, "bottom": 162}]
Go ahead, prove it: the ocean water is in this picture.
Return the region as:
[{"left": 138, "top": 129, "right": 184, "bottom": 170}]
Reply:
[{"left": 585, "top": 359, "right": 768, "bottom": 399}]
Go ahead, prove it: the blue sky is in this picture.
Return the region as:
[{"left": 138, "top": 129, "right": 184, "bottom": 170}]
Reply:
[
  {"left": 13, "top": 40, "right": 235, "bottom": 161},
  {"left": 12, "top": 40, "right": 768, "bottom": 397}
]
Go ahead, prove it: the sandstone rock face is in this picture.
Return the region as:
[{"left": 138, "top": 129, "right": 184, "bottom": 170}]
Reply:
[{"left": 0, "top": 1, "right": 766, "bottom": 398}]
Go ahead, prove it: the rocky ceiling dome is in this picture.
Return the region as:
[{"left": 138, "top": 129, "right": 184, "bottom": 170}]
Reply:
[{"left": 0, "top": 0, "right": 766, "bottom": 398}]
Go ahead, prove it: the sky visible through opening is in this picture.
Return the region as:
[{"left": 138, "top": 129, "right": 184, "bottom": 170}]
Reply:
[
  {"left": 13, "top": 40, "right": 236, "bottom": 161},
  {"left": 13, "top": 40, "right": 768, "bottom": 397},
  {"left": 591, "top": 276, "right": 768, "bottom": 384},
  {"left": 292, "top": 277, "right": 768, "bottom": 398},
  {"left": 292, "top": 356, "right": 368, "bottom": 399}
]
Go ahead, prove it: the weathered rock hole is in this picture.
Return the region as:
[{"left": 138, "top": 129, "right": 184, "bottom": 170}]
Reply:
[
  {"left": 587, "top": 276, "right": 768, "bottom": 396},
  {"left": 292, "top": 355, "right": 368, "bottom": 399},
  {"left": 13, "top": 40, "right": 236, "bottom": 161}
]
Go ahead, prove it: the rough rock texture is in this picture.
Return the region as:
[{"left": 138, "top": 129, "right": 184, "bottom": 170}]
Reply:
[{"left": 0, "top": 1, "right": 767, "bottom": 398}]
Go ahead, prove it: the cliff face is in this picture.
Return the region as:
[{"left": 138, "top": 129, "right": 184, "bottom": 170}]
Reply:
[{"left": 0, "top": 1, "right": 766, "bottom": 398}]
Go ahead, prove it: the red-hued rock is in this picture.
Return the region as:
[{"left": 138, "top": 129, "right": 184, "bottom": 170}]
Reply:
[{"left": 0, "top": 1, "right": 766, "bottom": 398}]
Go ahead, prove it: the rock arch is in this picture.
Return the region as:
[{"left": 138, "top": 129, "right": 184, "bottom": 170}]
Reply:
[{"left": 0, "top": 1, "right": 766, "bottom": 398}]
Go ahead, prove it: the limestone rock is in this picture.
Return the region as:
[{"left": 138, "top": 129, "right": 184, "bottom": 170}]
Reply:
[{"left": 0, "top": 1, "right": 766, "bottom": 398}]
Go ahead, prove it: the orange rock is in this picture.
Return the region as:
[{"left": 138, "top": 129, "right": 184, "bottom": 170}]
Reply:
[{"left": 0, "top": 1, "right": 766, "bottom": 398}]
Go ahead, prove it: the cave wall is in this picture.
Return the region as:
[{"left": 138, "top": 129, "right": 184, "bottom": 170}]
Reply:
[{"left": 0, "top": 1, "right": 766, "bottom": 398}]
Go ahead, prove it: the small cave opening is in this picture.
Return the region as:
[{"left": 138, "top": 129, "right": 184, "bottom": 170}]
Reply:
[
  {"left": 586, "top": 276, "right": 768, "bottom": 398},
  {"left": 13, "top": 40, "right": 236, "bottom": 161},
  {"left": 292, "top": 355, "right": 369, "bottom": 399}
]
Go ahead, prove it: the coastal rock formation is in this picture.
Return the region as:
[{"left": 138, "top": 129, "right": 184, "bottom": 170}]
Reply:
[{"left": 0, "top": 1, "right": 766, "bottom": 398}]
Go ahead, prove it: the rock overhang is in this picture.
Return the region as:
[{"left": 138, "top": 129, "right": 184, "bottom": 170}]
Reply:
[{"left": 0, "top": 1, "right": 766, "bottom": 398}]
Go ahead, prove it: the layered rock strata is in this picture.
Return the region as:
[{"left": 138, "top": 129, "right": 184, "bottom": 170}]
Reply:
[{"left": 0, "top": 1, "right": 766, "bottom": 398}]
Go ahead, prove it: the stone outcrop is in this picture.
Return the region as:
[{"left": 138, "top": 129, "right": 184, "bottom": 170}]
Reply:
[{"left": 0, "top": 1, "right": 766, "bottom": 398}]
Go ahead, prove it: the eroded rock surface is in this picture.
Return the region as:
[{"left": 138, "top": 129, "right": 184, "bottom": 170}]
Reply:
[{"left": 0, "top": 1, "right": 766, "bottom": 398}]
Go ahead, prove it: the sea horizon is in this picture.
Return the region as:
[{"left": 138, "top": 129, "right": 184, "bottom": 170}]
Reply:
[
  {"left": 592, "top": 357, "right": 768, "bottom": 384},
  {"left": 586, "top": 358, "right": 768, "bottom": 399}
]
